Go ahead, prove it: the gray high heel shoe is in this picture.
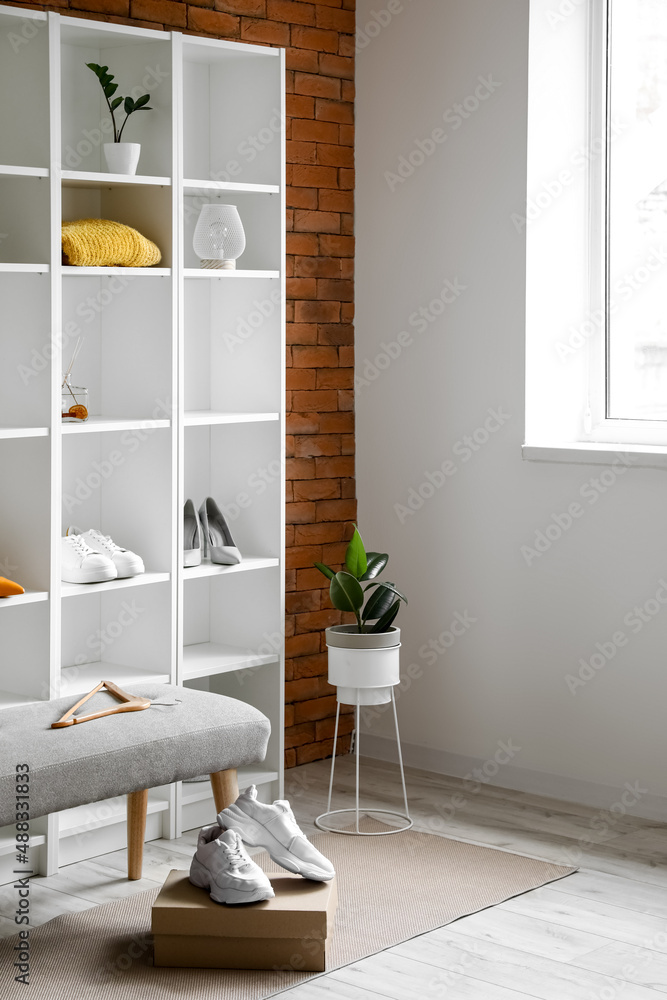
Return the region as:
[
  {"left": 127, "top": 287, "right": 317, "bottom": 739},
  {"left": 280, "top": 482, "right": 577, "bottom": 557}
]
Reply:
[
  {"left": 198, "top": 497, "right": 242, "bottom": 565},
  {"left": 184, "top": 499, "right": 202, "bottom": 567}
]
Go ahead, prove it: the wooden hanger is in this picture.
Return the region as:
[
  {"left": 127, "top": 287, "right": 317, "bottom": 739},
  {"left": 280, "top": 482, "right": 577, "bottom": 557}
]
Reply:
[{"left": 51, "top": 680, "right": 151, "bottom": 729}]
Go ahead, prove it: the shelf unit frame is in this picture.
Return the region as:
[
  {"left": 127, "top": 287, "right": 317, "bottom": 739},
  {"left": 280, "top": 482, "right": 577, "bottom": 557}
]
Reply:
[{"left": 0, "top": 5, "right": 285, "bottom": 880}]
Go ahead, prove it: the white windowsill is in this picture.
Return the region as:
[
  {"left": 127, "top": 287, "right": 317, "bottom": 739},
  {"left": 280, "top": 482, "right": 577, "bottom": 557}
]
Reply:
[{"left": 523, "top": 442, "right": 667, "bottom": 470}]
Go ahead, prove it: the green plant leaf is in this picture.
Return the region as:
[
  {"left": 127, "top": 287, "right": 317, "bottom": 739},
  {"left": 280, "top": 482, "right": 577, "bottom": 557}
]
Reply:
[
  {"left": 134, "top": 94, "right": 151, "bottom": 108},
  {"left": 135, "top": 106, "right": 152, "bottom": 111},
  {"left": 330, "top": 571, "right": 364, "bottom": 614},
  {"left": 369, "top": 600, "right": 401, "bottom": 633},
  {"left": 110, "top": 97, "right": 123, "bottom": 111},
  {"left": 314, "top": 562, "right": 335, "bottom": 580},
  {"left": 362, "top": 582, "right": 399, "bottom": 622},
  {"left": 104, "top": 83, "right": 118, "bottom": 98},
  {"left": 360, "top": 552, "right": 388, "bottom": 580},
  {"left": 364, "top": 580, "right": 407, "bottom": 604},
  {"left": 86, "top": 62, "right": 101, "bottom": 75},
  {"left": 124, "top": 96, "right": 135, "bottom": 114},
  {"left": 345, "top": 526, "right": 367, "bottom": 579}
]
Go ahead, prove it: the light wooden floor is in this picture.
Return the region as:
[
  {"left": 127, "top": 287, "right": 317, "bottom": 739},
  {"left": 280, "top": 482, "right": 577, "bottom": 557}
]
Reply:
[{"left": 2, "top": 756, "right": 667, "bottom": 998}]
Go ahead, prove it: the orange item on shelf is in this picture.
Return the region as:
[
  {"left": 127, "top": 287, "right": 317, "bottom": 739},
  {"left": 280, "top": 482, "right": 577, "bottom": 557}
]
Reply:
[{"left": 0, "top": 577, "right": 24, "bottom": 598}]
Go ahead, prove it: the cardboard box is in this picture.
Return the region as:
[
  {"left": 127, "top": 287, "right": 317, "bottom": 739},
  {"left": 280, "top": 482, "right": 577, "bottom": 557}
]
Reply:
[{"left": 152, "top": 870, "right": 337, "bottom": 971}]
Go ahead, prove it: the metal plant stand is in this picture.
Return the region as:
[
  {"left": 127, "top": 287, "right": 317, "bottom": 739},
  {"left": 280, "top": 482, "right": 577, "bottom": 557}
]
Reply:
[{"left": 315, "top": 687, "right": 412, "bottom": 836}]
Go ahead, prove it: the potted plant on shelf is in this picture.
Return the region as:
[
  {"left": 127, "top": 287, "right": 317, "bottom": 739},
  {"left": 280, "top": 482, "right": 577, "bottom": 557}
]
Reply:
[
  {"left": 86, "top": 63, "right": 152, "bottom": 175},
  {"left": 315, "top": 527, "right": 407, "bottom": 706}
]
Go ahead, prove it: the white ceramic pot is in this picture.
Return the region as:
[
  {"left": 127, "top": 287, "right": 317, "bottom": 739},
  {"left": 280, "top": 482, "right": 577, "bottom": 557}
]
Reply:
[
  {"left": 103, "top": 142, "right": 141, "bottom": 175},
  {"left": 326, "top": 625, "right": 401, "bottom": 705}
]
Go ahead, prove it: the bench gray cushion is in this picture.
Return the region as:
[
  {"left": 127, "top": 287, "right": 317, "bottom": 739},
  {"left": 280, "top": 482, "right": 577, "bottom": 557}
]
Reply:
[{"left": 0, "top": 684, "right": 270, "bottom": 826}]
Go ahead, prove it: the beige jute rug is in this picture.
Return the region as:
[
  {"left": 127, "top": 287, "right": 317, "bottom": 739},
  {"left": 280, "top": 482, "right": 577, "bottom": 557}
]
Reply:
[{"left": 0, "top": 822, "right": 575, "bottom": 999}]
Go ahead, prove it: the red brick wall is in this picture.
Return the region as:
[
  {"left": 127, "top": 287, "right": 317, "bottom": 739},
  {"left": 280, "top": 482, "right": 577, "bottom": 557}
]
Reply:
[{"left": 7, "top": 0, "right": 356, "bottom": 767}]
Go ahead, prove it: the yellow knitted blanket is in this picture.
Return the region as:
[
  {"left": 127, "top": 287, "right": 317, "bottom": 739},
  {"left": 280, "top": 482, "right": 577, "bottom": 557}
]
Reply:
[{"left": 62, "top": 218, "right": 162, "bottom": 267}]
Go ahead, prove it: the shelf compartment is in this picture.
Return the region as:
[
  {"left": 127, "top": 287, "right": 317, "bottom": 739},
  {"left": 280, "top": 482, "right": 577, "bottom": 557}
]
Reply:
[
  {"left": 184, "top": 558, "right": 278, "bottom": 581},
  {"left": 62, "top": 170, "right": 171, "bottom": 188},
  {"left": 59, "top": 660, "right": 171, "bottom": 698},
  {"left": 184, "top": 411, "right": 279, "bottom": 427},
  {"left": 0, "top": 176, "right": 50, "bottom": 264},
  {"left": 61, "top": 571, "right": 170, "bottom": 599},
  {"left": 0, "top": 591, "right": 49, "bottom": 610},
  {"left": 0, "top": 11, "right": 49, "bottom": 170},
  {"left": 184, "top": 190, "right": 281, "bottom": 273},
  {"left": 184, "top": 179, "right": 280, "bottom": 196},
  {"left": 181, "top": 768, "right": 279, "bottom": 806},
  {"left": 182, "top": 641, "right": 279, "bottom": 680},
  {"left": 62, "top": 417, "right": 171, "bottom": 435},
  {"left": 0, "top": 689, "right": 45, "bottom": 709},
  {"left": 0, "top": 428, "right": 49, "bottom": 440},
  {"left": 58, "top": 789, "right": 169, "bottom": 838},
  {"left": 62, "top": 267, "right": 171, "bottom": 276},
  {"left": 0, "top": 438, "right": 51, "bottom": 596}
]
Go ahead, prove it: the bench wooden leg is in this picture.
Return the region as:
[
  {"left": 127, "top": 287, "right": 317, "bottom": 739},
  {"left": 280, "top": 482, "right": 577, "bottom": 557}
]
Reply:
[
  {"left": 127, "top": 789, "right": 148, "bottom": 880},
  {"left": 210, "top": 768, "right": 239, "bottom": 813}
]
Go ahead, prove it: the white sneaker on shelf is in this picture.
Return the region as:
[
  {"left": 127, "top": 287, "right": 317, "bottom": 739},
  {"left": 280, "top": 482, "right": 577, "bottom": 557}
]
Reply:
[
  {"left": 218, "top": 786, "right": 335, "bottom": 882},
  {"left": 61, "top": 534, "right": 117, "bottom": 584},
  {"left": 189, "top": 824, "right": 275, "bottom": 905},
  {"left": 67, "top": 527, "right": 145, "bottom": 579}
]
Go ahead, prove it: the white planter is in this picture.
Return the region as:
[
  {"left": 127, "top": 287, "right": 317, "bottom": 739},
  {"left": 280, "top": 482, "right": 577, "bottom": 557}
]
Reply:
[
  {"left": 103, "top": 142, "right": 141, "bottom": 175},
  {"left": 326, "top": 625, "right": 401, "bottom": 705}
]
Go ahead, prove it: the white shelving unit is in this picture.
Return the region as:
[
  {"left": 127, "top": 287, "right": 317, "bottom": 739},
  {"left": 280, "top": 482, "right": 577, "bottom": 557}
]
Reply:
[{"left": 0, "top": 5, "right": 285, "bottom": 880}]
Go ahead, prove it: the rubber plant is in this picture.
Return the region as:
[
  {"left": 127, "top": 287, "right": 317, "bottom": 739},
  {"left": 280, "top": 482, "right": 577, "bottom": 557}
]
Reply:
[
  {"left": 315, "top": 526, "right": 407, "bottom": 633},
  {"left": 86, "top": 63, "right": 152, "bottom": 142}
]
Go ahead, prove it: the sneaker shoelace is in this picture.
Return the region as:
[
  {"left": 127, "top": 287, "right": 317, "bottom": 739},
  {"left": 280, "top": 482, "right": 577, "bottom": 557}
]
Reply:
[
  {"left": 68, "top": 535, "right": 95, "bottom": 557},
  {"left": 223, "top": 836, "right": 252, "bottom": 872},
  {"left": 88, "top": 530, "right": 123, "bottom": 554}
]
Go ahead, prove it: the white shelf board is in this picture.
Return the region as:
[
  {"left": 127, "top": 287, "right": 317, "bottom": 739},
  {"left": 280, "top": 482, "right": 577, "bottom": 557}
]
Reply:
[
  {"left": 59, "top": 661, "right": 171, "bottom": 699},
  {"left": 0, "top": 591, "right": 48, "bottom": 610},
  {"left": 0, "top": 164, "right": 49, "bottom": 178},
  {"left": 184, "top": 178, "right": 280, "bottom": 195},
  {"left": 182, "top": 641, "right": 279, "bottom": 680},
  {"left": 0, "top": 427, "right": 49, "bottom": 440},
  {"left": 62, "top": 416, "right": 170, "bottom": 435},
  {"left": 58, "top": 789, "right": 169, "bottom": 838},
  {"left": 0, "top": 263, "right": 49, "bottom": 273},
  {"left": 0, "top": 833, "right": 46, "bottom": 857},
  {"left": 62, "top": 267, "right": 171, "bottom": 277},
  {"left": 184, "top": 268, "right": 280, "bottom": 280},
  {"left": 184, "top": 410, "right": 279, "bottom": 427},
  {"left": 62, "top": 170, "right": 171, "bottom": 188},
  {"left": 181, "top": 768, "right": 279, "bottom": 806},
  {"left": 0, "top": 689, "right": 44, "bottom": 708},
  {"left": 184, "top": 557, "right": 279, "bottom": 581},
  {"left": 61, "top": 571, "right": 170, "bottom": 599}
]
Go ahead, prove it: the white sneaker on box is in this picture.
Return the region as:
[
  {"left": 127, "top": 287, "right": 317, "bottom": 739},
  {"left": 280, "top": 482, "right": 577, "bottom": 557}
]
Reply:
[
  {"left": 67, "top": 527, "right": 145, "bottom": 579},
  {"left": 189, "top": 825, "right": 274, "bottom": 905},
  {"left": 218, "top": 786, "right": 335, "bottom": 882},
  {"left": 61, "top": 534, "right": 117, "bottom": 584}
]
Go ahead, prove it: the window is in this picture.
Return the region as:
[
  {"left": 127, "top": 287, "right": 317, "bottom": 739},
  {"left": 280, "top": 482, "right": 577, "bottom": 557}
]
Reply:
[{"left": 524, "top": 0, "right": 667, "bottom": 458}]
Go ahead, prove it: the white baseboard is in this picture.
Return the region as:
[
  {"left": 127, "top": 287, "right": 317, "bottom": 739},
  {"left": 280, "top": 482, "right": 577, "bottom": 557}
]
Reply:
[{"left": 360, "top": 732, "right": 667, "bottom": 823}]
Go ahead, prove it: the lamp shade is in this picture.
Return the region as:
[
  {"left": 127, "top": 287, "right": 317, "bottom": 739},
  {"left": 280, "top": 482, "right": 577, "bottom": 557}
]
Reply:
[{"left": 193, "top": 204, "right": 246, "bottom": 270}]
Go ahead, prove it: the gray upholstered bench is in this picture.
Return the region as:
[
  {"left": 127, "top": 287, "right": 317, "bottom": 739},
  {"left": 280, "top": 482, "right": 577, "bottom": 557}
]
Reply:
[{"left": 0, "top": 684, "right": 270, "bottom": 879}]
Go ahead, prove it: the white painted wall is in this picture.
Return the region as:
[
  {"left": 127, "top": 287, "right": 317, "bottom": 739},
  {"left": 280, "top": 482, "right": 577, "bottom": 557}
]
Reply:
[{"left": 355, "top": 0, "right": 667, "bottom": 816}]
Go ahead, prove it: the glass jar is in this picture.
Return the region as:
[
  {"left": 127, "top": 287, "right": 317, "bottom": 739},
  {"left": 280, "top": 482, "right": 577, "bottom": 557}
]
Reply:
[{"left": 62, "top": 380, "right": 89, "bottom": 422}]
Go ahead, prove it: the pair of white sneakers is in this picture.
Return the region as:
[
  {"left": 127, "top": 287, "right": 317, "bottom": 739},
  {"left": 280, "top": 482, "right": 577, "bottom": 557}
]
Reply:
[
  {"left": 62, "top": 527, "right": 145, "bottom": 584},
  {"left": 189, "top": 785, "right": 335, "bottom": 906}
]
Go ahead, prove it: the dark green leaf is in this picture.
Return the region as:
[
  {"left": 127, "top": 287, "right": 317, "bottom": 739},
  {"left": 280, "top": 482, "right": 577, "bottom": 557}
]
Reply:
[
  {"left": 104, "top": 83, "right": 118, "bottom": 98},
  {"left": 345, "top": 526, "right": 367, "bottom": 579},
  {"left": 110, "top": 97, "right": 123, "bottom": 111},
  {"left": 314, "top": 562, "right": 335, "bottom": 580},
  {"left": 86, "top": 62, "right": 101, "bottom": 74},
  {"left": 134, "top": 94, "right": 151, "bottom": 108},
  {"left": 364, "top": 580, "right": 408, "bottom": 604},
  {"left": 135, "top": 106, "right": 152, "bottom": 111},
  {"left": 369, "top": 600, "right": 401, "bottom": 633},
  {"left": 362, "top": 582, "right": 399, "bottom": 622},
  {"left": 360, "top": 552, "right": 388, "bottom": 580},
  {"left": 124, "top": 96, "right": 135, "bottom": 114},
  {"left": 330, "top": 572, "right": 364, "bottom": 614}
]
